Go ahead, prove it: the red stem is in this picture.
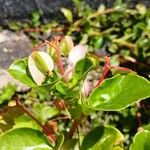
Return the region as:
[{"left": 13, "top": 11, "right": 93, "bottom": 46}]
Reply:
[
  {"left": 55, "top": 46, "right": 65, "bottom": 76},
  {"left": 45, "top": 39, "right": 65, "bottom": 79},
  {"left": 15, "top": 99, "right": 56, "bottom": 142},
  {"left": 67, "top": 119, "right": 81, "bottom": 139},
  {"left": 96, "top": 56, "right": 110, "bottom": 87}
]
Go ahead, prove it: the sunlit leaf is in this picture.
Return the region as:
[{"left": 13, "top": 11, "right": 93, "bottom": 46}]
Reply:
[
  {"left": 87, "top": 73, "right": 150, "bottom": 111},
  {"left": 81, "top": 126, "right": 124, "bottom": 150},
  {"left": 8, "top": 58, "right": 36, "bottom": 87},
  {"left": 60, "top": 8, "right": 73, "bottom": 22},
  {"left": 0, "top": 128, "right": 53, "bottom": 150},
  {"left": 130, "top": 130, "right": 150, "bottom": 150}
]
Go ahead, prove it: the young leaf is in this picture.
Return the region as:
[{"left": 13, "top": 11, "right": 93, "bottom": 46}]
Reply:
[
  {"left": 87, "top": 73, "right": 150, "bottom": 111},
  {"left": 60, "top": 8, "right": 73, "bottom": 22},
  {"left": 0, "top": 128, "right": 53, "bottom": 150},
  {"left": 69, "top": 57, "right": 93, "bottom": 88},
  {"left": 8, "top": 58, "right": 36, "bottom": 87},
  {"left": 130, "top": 130, "right": 150, "bottom": 150},
  {"left": 81, "top": 126, "right": 124, "bottom": 150}
]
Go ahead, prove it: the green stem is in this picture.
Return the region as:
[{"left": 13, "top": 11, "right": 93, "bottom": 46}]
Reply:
[
  {"left": 112, "top": 39, "right": 135, "bottom": 50},
  {"left": 88, "top": 8, "right": 115, "bottom": 19}
]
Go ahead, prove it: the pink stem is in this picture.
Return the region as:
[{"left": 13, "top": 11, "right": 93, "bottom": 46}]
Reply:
[
  {"left": 96, "top": 56, "right": 110, "bottom": 87},
  {"left": 45, "top": 39, "right": 66, "bottom": 81},
  {"left": 15, "top": 99, "right": 56, "bottom": 142}
]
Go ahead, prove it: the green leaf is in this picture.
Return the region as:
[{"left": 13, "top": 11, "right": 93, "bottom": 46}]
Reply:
[
  {"left": 61, "top": 139, "right": 78, "bottom": 150},
  {"left": 60, "top": 8, "right": 73, "bottom": 22},
  {"left": 8, "top": 21, "right": 22, "bottom": 31},
  {"left": 69, "top": 105, "right": 83, "bottom": 119},
  {"left": 13, "top": 114, "right": 40, "bottom": 130},
  {"left": 33, "top": 103, "right": 59, "bottom": 123},
  {"left": 87, "top": 73, "right": 150, "bottom": 111},
  {"left": 60, "top": 58, "right": 94, "bottom": 101},
  {"left": 130, "top": 130, "right": 150, "bottom": 150},
  {"left": 8, "top": 58, "right": 36, "bottom": 87},
  {"left": 0, "top": 128, "right": 52, "bottom": 150},
  {"left": 0, "top": 84, "right": 16, "bottom": 104},
  {"left": 69, "top": 57, "right": 93, "bottom": 88},
  {"left": 31, "top": 11, "right": 41, "bottom": 27},
  {"left": 81, "top": 126, "right": 124, "bottom": 150},
  {"left": 56, "top": 81, "right": 69, "bottom": 95},
  {"left": 55, "top": 134, "right": 64, "bottom": 150}
]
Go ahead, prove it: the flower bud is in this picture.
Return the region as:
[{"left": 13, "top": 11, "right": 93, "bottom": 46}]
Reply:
[
  {"left": 68, "top": 44, "right": 87, "bottom": 66},
  {"left": 47, "top": 46, "right": 57, "bottom": 61},
  {"left": 28, "top": 51, "right": 54, "bottom": 85},
  {"left": 59, "top": 35, "right": 74, "bottom": 56}
]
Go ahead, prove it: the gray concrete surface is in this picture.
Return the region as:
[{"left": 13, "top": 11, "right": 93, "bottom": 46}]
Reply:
[{"left": 0, "top": 30, "right": 31, "bottom": 89}]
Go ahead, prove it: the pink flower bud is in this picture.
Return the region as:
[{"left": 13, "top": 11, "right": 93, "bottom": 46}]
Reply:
[{"left": 68, "top": 45, "right": 87, "bottom": 66}]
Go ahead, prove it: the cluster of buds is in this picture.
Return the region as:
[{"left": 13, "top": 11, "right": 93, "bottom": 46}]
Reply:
[{"left": 28, "top": 36, "right": 90, "bottom": 96}]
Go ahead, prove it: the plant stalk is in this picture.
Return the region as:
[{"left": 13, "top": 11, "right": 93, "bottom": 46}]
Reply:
[
  {"left": 67, "top": 119, "right": 81, "bottom": 139},
  {"left": 15, "top": 98, "right": 56, "bottom": 143},
  {"left": 96, "top": 56, "right": 110, "bottom": 87}
]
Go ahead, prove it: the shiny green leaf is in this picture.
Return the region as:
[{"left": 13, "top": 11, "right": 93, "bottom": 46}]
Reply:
[
  {"left": 8, "top": 58, "right": 36, "bottom": 87},
  {"left": 69, "top": 57, "right": 93, "bottom": 88},
  {"left": 81, "top": 126, "right": 124, "bottom": 150},
  {"left": 0, "top": 128, "right": 52, "bottom": 150},
  {"left": 61, "top": 139, "right": 78, "bottom": 150},
  {"left": 130, "top": 130, "right": 150, "bottom": 150},
  {"left": 87, "top": 73, "right": 150, "bottom": 111}
]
